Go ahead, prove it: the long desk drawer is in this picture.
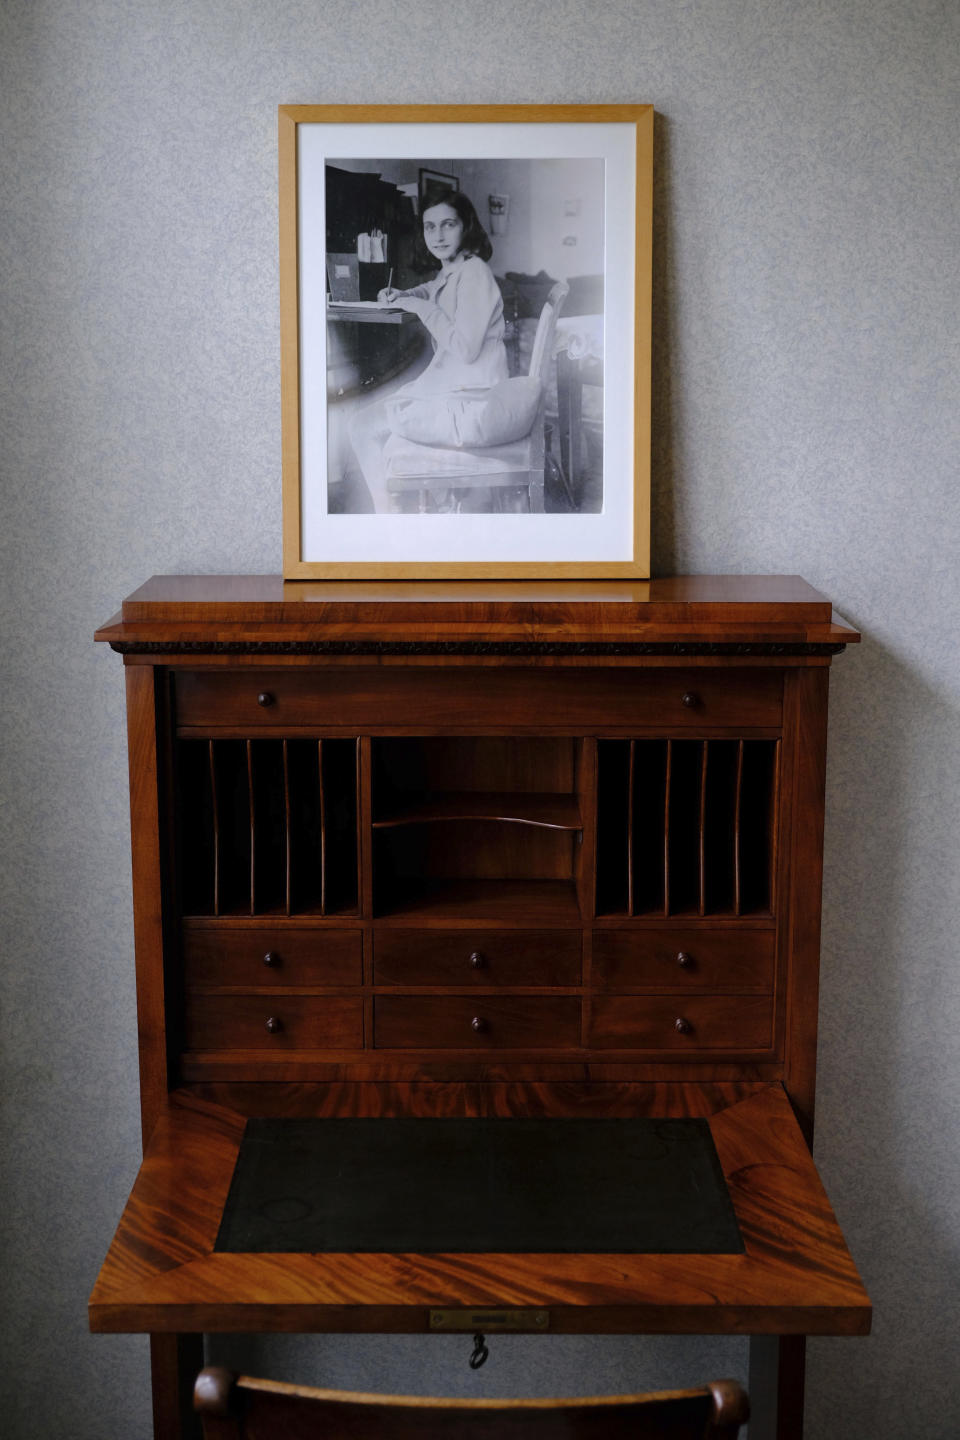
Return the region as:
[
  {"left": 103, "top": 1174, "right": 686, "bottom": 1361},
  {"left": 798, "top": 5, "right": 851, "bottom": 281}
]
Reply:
[
  {"left": 183, "top": 927, "right": 362, "bottom": 988},
  {"left": 589, "top": 994, "right": 773, "bottom": 1051},
  {"left": 592, "top": 929, "right": 774, "bottom": 992},
  {"left": 184, "top": 996, "right": 362, "bottom": 1050},
  {"left": 374, "top": 996, "right": 581, "bottom": 1050},
  {"left": 173, "top": 668, "right": 783, "bottom": 732},
  {"left": 373, "top": 930, "right": 581, "bottom": 987}
]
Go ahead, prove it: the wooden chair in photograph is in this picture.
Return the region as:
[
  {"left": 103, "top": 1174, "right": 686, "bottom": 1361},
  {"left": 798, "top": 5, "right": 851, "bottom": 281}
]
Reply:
[
  {"left": 383, "top": 281, "right": 570, "bottom": 514},
  {"left": 193, "top": 1367, "right": 749, "bottom": 1440}
]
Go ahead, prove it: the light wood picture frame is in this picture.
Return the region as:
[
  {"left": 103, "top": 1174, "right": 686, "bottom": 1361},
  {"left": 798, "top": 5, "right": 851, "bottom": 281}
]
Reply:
[{"left": 279, "top": 104, "right": 653, "bottom": 579}]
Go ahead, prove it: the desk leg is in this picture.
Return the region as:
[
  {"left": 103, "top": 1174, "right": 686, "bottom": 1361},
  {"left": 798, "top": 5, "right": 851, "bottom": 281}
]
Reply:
[
  {"left": 151, "top": 1333, "right": 204, "bottom": 1440},
  {"left": 748, "top": 1336, "right": 806, "bottom": 1440}
]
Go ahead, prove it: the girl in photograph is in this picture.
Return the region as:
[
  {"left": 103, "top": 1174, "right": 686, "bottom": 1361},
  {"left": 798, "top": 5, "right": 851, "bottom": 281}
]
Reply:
[
  {"left": 378, "top": 189, "right": 508, "bottom": 396},
  {"left": 348, "top": 189, "right": 509, "bottom": 512}
]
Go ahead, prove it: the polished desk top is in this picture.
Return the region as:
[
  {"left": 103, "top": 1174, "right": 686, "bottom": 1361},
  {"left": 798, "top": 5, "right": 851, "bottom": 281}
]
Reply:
[
  {"left": 89, "top": 1081, "right": 871, "bottom": 1337},
  {"left": 95, "top": 574, "right": 860, "bottom": 652}
]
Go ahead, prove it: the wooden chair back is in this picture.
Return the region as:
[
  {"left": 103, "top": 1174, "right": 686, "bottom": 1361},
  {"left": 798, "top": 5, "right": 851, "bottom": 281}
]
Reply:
[
  {"left": 194, "top": 1367, "right": 748, "bottom": 1440},
  {"left": 527, "top": 280, "right": 569, "bottom": 385}
]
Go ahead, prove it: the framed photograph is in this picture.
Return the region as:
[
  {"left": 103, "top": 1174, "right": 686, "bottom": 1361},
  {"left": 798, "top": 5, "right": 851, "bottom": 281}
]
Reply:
[{"left": 279, "top": 104, "right": 653, "bottom": 578}]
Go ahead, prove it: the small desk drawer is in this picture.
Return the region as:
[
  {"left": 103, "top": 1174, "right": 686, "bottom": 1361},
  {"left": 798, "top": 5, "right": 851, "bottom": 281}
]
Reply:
[
  {"left": 174, "top": 668, "right": 783, "bottom": 731},
  {"left": 374, "top": 996, "right": 581, "bottom": 1050},
  {"left": 183, "top": 927, "right": 362, "bottom": 988},
  {"left": 373, "top": 930, "right": 581, "bottom": 987},
  {"left": 184, "top": 996, "right": 362, "bottom": 1050},
  {"left": 592, "top": 929, "right": 773, "bottom": 992},
  {"left": 589, "top": 995, "right": 773, "bottom": 1051}
]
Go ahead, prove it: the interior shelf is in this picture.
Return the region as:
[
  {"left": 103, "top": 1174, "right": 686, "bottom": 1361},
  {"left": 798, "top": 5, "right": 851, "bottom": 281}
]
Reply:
[
  {"left": 372, "top": 878, "right": 583, "bottom": 925},
  {"left": 372, "top": 791, "right": 583, "bottom": 831},
  {"left": 370, "top": 736, "right": 587, "bottom": 920}
]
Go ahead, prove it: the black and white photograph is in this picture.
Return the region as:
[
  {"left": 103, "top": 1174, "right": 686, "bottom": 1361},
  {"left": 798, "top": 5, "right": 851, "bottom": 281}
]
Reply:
[
  {"left": 281, "top": 108, "right": 652, "bottom": 577},
  {"left": 324, "top": 155, "right": 604, "bottom": 518}
]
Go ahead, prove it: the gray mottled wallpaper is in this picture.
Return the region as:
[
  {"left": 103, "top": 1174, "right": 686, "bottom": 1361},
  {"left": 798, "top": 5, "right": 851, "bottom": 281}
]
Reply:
[{"left": 1, "top": 1, "right": 958, "bottom": 1436}]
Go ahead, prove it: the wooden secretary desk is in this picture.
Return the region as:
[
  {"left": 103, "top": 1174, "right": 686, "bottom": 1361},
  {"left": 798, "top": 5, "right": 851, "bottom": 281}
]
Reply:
[{"left": 90, "top": 576, "right": 870, "bottom": 1440}]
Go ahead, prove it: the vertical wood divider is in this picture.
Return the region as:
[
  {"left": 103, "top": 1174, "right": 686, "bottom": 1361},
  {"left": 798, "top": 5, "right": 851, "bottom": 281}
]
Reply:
[
  {"left": 282, "top": 739, "right": 292, "bottom": 916},
  {"left": 318, "top": 738, "right": 327, "bottom": 915},
  {"left": 359, "top": 736, "right": 374, "bottom": 919},
  {"left": 663, "top": 739, "right": 673, "bottom": 916},
  {"left": 578, "top": 737, "right": 598, "bottom": 1049},
  {"left": 358, "top": 736, "right": 374, "bottom": 1048},
  {"left": 734, "top": 739, "right": 744, "bottom": 916},
  {"left": 698, "top": 739, "right": 708, "bottom": 916},
  {"left": 208, "top": 740, "right": 220, "bottom": 918},
  {"left": 354, "top": 737, "right": 363, "bottom": 919},
  {"left": 770, "top": 738, "right": 782, "bottom": 913},
  {"left": 577, "top": 736, "right": 598, "bottom": 922},
  {"left": 626, "top": 738, "right": 636, "bottom": 916},
  {"left": 246, "top": 739, "right": 255, "bottom": 916}
]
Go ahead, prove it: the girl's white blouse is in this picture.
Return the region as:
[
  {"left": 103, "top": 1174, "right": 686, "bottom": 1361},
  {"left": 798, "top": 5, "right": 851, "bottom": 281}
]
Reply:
[{"left": 401, "top": 254, "right": 509, "bottom": 395}]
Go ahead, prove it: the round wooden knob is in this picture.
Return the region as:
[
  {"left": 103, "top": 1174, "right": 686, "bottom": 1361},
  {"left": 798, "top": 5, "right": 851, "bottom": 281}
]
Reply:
[
  {"left": 681, "top": 691, "right": 698, "bottom": 708},
  {"left": 263, "top": 951, "right": 281, "bottom": 967},
  {"left": 471, "top": 1016, "right": 487, "bottom": 1033},
  {"left": 257, "top": 691, "right": 274, "bottom": 707},
  {"left": 265, "top": 1016, "right": 283, "bottom": 1034},
  {"left": 676, "top": 951, "right": 694, "bottom": 969},
  {"left": 469, "top": 951, "right": 485, "bottom": 969},
  {"left": 674, "top": 1016, "right": 692, "bottom": 1035}
]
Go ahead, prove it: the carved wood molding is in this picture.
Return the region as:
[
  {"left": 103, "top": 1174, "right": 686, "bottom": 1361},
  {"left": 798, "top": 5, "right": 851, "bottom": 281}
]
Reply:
[{"left": 110, "top": 640, "right": 847, "bottom": 657}]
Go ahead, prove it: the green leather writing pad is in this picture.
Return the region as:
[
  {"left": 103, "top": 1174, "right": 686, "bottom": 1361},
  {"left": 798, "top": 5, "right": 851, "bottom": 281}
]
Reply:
[{"left": 215, "top": 1118, "right": 743, "bottom": 1255}]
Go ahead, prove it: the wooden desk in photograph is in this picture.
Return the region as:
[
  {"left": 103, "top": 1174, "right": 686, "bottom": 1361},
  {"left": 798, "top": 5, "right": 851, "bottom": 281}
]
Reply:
[{"left": 89, "top": 576, "right": 871, "bottom": 1440}]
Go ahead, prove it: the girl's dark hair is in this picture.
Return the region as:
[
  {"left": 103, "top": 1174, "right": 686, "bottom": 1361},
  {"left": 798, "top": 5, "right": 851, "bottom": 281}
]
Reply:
[{"left": 414, "top": 188, "right": 493, "bottom": 268}]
